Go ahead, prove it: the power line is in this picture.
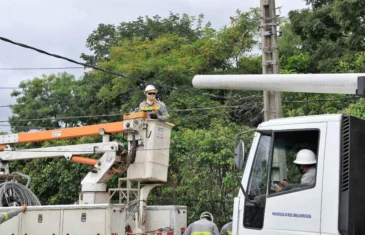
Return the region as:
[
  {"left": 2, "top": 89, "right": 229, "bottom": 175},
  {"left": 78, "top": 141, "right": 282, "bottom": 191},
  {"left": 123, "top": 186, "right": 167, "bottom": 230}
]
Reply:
[
  {"left": 0, "top": 67, "right": 84, "bottom": 70},
  {"left": 0, "top": 113, "right": 122, "bottom": 123},
  {"left": 1, "top": 37, "right": 362, "bottom": 128},
  {"left": 1, "top": 95, "right": 361, "bottom": 124},
  {"left": 0, "top": 94, "right": 357, "bottom": 110},
  {"left": 0, "top": 36, "right": 229, "bottom": 100},
  {"left": 283, "top": 96, "right": 361, "bottom": 104},
  {"left": 0, "top": 105, "right": 244, "bottom": 123},
  {"left": 0, "top": 114, "right": 232, "bottom": 131},
  {"left": 172, "top": 106, "right": 241, "bottom": 112},
  {"left": 0, "top": 112, "right": 226, "bottom": 130},
  {"left": 0, "top": 94, "right": 263, "bottom": 109}
]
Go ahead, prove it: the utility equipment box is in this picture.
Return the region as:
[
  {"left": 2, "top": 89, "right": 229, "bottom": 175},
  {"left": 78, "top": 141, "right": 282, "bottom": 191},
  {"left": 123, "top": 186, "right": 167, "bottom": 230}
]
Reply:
[
  {"left": 126, "top": 119, "right": 174, "bottom": 182},
  {"left": 0, "top": 204, "right": 126, "bottom": 235},
  {"left": 145, "top": 206, "right": 187, "bottom": 233}
]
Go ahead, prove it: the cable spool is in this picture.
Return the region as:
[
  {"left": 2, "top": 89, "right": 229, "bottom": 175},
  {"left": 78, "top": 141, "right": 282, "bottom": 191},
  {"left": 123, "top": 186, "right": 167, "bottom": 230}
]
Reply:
[{"left": 0, "top": 172, "right": 41, "bottom": 207}]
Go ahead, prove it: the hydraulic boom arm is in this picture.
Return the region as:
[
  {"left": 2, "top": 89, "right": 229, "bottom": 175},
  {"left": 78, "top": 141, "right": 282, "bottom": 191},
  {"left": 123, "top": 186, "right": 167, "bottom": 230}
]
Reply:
[{"left": 0, "top": 121, "right": 124, "bottom": 145}]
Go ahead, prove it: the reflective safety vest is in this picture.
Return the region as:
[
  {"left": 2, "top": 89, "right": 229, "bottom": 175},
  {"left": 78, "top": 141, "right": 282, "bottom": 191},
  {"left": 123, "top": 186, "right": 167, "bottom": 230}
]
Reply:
[
  {"left": 139, "top": 100, "right": 170, "bottom": 122},
  {"left": 140, "top": 101, "right": 159, "bottom": 114},
  {"left": 184, "top": 219, "right": 220, "bottom": 235},
  {"left": 219, "top": 222, "right": 232, "bottom": 235}
]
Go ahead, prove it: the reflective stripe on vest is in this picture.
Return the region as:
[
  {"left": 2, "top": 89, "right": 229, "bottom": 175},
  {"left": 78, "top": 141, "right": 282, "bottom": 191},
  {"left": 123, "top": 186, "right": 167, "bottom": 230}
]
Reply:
[
  {"left": 191, "top": 232, "right": 213, "bottom": 235},
  {"left": 1, "top": 212, "right": 9, "bottom": 221},
  {"left": 141, "top": 101, "right": 159, "bottom": 114}
]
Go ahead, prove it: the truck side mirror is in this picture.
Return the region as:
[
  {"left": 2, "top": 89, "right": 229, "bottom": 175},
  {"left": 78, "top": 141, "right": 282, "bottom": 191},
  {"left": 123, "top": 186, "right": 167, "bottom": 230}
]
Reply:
[{"left": 234, "top": 140, "right": 245, "bottom": 171}]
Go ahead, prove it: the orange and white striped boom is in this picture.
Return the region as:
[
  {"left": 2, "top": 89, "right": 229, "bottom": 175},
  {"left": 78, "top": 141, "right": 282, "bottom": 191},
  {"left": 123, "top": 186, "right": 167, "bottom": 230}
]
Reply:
[{"left": 0, "top": 112, "right": 147, "bottom": 145}]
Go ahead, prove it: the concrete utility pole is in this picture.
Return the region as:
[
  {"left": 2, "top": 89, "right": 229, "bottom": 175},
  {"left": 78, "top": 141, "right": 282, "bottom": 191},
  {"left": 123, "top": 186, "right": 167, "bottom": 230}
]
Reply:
[{"left": 260, "top": 0, "right": 282, "bottom": 121}]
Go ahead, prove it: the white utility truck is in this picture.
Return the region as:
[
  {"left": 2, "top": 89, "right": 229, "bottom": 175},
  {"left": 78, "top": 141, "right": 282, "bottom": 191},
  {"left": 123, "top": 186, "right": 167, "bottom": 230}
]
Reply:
[
  {"left": 0, "top": 112, "right": 187, "bottom": 234},
  {"left": 193, "top": 73, "right": 365, "bottom": 235}
]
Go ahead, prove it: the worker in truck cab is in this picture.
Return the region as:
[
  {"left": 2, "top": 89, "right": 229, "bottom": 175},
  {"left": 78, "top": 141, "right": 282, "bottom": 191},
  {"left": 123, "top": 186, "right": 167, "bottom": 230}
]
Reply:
[
  {"left": 139, "top": 84, "right": 170, "bottom": 122},
  {"left": 220, "top": 215, "right": 232, "bottom": 235},
  {"left": 0, "top": 205, "right": 26, "bottom": 225},
  {"left": 184, "top": 212, "right": 219, "bottom": 235},
  {"left": 275, "top": 149, "right": 317, "bottom": 192}
]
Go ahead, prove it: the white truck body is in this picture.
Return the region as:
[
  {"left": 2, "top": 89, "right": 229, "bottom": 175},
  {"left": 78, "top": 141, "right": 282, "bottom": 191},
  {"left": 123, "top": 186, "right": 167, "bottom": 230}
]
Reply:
[
  {"left": 0, "top": 204, "right": 187, "bottom": 235},
  {"left": 232, "top": 114, "right": 365, "bottom": 235},
  {"left": 233, "top": 115, "right": 342, "bottom": 235}
]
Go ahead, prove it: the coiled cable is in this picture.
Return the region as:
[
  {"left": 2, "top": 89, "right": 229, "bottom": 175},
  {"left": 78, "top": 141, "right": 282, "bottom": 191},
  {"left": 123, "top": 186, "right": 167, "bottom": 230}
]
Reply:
[{"left": 0, "top": 173, "right": 41, "bottom": 206}]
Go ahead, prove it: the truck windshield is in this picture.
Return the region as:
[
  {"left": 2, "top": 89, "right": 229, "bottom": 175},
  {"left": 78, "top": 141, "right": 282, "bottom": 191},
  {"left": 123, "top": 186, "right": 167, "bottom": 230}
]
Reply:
[
  {"left": 246, "top": 135, "right": 271, "bottom": 198},
  {"left": 243, "top": 129, "right": 319, "bottom": 229},
  {"left": 244, "top": 134, "right": 271, "bottom": 229}
]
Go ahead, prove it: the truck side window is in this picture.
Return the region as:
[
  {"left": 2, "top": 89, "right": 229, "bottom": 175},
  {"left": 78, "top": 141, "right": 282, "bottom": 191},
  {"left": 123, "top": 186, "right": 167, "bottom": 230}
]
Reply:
[
  {"left": 244, "top": 135, "right": 271, "bottom": 229},
  {"left": 269, "top": 130, "right": 319, "bottom": 195}
]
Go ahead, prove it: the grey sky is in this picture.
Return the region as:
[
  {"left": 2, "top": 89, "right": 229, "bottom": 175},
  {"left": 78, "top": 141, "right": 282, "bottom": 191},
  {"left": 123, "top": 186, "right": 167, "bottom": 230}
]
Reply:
[{"left": 0, "top": 0, "right": 307, "bottom": 132}]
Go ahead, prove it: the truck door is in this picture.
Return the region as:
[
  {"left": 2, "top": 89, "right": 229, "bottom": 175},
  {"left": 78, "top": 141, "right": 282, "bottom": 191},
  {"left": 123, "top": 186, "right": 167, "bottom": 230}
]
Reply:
[{"left": 238, "top": 123, "right": 326, "bottom": 235}]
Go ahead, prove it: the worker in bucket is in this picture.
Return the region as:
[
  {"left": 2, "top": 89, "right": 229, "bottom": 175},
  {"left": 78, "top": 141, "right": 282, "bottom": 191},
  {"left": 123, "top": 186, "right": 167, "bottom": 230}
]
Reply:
[
  {"left": 139, "top": 84, "right": 169, "bottom": 122},
  {"left": 220, "top": 215, "right": 233, "bottom": 235},
  {"left": 184, "top": 212, "right": 219, "bottom": 235},
  {"left": 276, "top": 149, "right": 317, "bottom": 192},
  {"left": 0, "top": 205, "right": 26, "bottom": 225}
]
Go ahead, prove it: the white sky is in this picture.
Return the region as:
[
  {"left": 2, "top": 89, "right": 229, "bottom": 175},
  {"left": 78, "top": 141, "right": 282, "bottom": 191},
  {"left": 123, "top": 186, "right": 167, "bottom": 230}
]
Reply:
[{"left": 0, "top": 0, "right": 307, "bottom": 132}]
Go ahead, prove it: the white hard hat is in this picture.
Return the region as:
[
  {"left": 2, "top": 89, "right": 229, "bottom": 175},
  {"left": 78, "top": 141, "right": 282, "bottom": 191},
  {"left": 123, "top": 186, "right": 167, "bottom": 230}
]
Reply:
[
  {"left": 293, "top": 149, "right": 316, "bottom": 165},
  {"left": 200, "top": 212, "right": 214, "bottom": 222},
  {"left": 144, "top": 85, "right": 157, "bottom": 94}
]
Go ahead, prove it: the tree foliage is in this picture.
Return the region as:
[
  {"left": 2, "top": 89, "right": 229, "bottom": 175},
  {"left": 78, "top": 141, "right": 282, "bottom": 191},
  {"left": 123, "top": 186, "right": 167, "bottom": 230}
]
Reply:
[
  {"left": 10, "top": 73, "right": 85, "bottom": 132},
  {"left": 81, "top": 13, "right": 212, "bottom": 65},
  {"left": 278, "top": 0, "right": 364, "bottom": 117},
  {"left": 149, "top": 119, "right": 253, "bottom": 225}
]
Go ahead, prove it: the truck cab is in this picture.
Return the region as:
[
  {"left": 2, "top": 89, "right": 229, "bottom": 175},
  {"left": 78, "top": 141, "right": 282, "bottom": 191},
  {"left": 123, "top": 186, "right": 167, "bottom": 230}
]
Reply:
[{"left": 233, "top": 114, "right": 365, "bottom": 235}]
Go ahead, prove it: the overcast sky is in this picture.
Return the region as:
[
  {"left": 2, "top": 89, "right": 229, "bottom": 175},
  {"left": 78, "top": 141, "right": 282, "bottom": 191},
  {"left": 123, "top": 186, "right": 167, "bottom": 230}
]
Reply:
[{"left": 0, "top": 0, "right": 307, "bottom": 132}]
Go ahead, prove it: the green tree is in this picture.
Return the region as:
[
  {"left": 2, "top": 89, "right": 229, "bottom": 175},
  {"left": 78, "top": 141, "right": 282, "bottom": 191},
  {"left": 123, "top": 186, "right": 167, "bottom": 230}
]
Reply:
[
  {"left": 217, "top": 9, "right": 260, "bottom": 69},
  {"left": 10, "top": 73, "right": 86, "bottom": 132},
  {"left": 288, "top": 7, "right": 346, "bottom": 72},
  {"left": 79, "top": 8, "right": 263, "bottom": 128},
  {"left": 277, "top": 0, "right": 364, "bottom": 117},
  {"left": 304, "top": 0, "right": 365, "bottom": 49},
  {"left": 149, "top": 119, "right": 253, "bottom": 226},
  {"left": 81, "top": 13, "right": 211, "bottom": 65},
  {"left": 334, "top": 52, "right": 365, "bottom": 73},
  {"left": 285, "top": 0, "right": 365, "bottom": 72},
  {"left": 91, "top": 33, "right": 230, "bottom": 129},
  {"left": 277, "top": 21, "right": 303, "bottom": 59}
]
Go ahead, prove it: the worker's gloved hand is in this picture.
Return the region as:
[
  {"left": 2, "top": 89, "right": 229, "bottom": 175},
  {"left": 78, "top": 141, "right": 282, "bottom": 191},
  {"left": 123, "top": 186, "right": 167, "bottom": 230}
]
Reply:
[
  {"left": 149, "top": 113, "right": 158, "bottom": 119},
  {"left": 280, "top": 179, "right": 289, "bottom": 188},
  {"left": 21, "top": 205, "right": 27, "bottom": 213}
]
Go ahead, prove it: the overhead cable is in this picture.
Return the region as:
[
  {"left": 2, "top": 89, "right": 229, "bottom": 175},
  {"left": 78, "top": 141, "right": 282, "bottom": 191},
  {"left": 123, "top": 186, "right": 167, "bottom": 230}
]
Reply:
[
  {"left": 0, "top": 105, "right": 251, "bottom": 123},
  {"left": 0, "top": 95, "right": 361, "bottom": 124},
  {"left": 0, "top": 36, "right": 228, "bottom": 100},
  {"left": 0, "top": 113, "right": 122, "bottom": 123},
  {"left": 283, "top": 96, "right": 361, "bottom": 104}
]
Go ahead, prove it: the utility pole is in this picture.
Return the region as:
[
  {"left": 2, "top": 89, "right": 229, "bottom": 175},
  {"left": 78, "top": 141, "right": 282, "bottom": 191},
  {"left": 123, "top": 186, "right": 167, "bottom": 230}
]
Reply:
[{"left": 260, "top": 0, "right": 282, "bottom": 121}]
